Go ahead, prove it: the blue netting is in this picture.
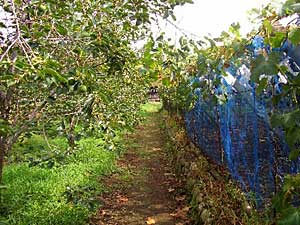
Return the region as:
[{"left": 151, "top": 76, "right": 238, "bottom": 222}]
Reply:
[{"left": 184, "top": 35, "right": 300, "bottom": 207}]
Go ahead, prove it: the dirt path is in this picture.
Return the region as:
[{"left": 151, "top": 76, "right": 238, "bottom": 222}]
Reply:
[{"left": 90, "top": 110, "right": 190, "bottom": 225}]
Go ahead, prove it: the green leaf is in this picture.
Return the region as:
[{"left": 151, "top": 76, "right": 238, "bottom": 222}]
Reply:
[
  {"left": 0, "top": 185, "right": 7, "bottom": 190},
  {"left": 56, "top": 25, "right": 68, "bottom": 35},
  {"left": 263, "top": 19, "right": 273, "bottom": 36},
  {"left": 163, "top": 10, "right": 169, "bottom": 19},
  {"left": 170, "top": 12, "right": 176, "bottom": 21},
  {"left": 270, "top": 32, "right": 286, "bottom": 48},
  {"left": 272, "top": 94, "right": 283, "bottom": 106},
  {"left": 204, "top": 36, "right": 216, "bottom": 48},
  {"left": 270, "top": 114, "right": 283, "bottom": 128},
  {"left": 251, "top": 52, "right": 280, "bottom": 82},
  {"left": 7, "top": 80, "right": 17, "bottom": 87},
  {"left": 0, "top": 220, "right": 9, "bottom": 225},
  {"left": 256, "top": 77, "right": 268, "bottom": 94},
  {"left": 162, "top": 78, "right": 171, "bottom": 87},
  {"left": 292, "top": 74, "right": 300, "bottom": 85},
  {"left": 79, "top": 85, "right": 87, "bottom": 92},
  {"left": 43, "top": 68, "right": 67, "bottom": 84},
  {"left": 289, "top": 27, "right": 300, "bottom": 45},
  {"left": 98, "top": 92, "right": 110, "bottom": 104},
  {"left": 286, "top": 128, "right": 300, "bottom": 151},
  {"left": 0, "top": 75, "right": 14, "bottom": 81},
  {"left": 282, "top": 109, "right": 300, "bottom": 128},
  {"left": 289, "top": 148, "right": 300, "bottom": 160},
  {"left": 279, "top": 208, "right": 300, "bottom": 225},
  {"left": 156, "top": 33, "right": 164, "bottom": 42},
  {"left": 0, "top": 119, "right": 11, "bottom": 135},
  {"left": 291, "top": 3, "right": 300, "bottom": 13}
]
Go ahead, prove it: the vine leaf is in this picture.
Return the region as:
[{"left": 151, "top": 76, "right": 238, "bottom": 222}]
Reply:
[
  {"left": 288, "top": 27, "right": 300, "bottom": 45},
  {"left": 270, "top": 32, "right": 286, "bottom": 48},
  {"left": 289, "top": 149, "right": 300, "bottom": 160},
  {"left": 256, "top": 77, "right": 268, "bottom": 94},
  {"left": 278, "top": 208, "right": 300, "bottom": 225},
  {"left": 250, "top": 52, "right": 280, "bottom": 82}
]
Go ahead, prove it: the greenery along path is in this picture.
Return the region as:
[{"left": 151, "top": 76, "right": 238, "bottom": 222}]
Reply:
[{"left": 90, "top": 104, "right": 190, "bottom": 225}]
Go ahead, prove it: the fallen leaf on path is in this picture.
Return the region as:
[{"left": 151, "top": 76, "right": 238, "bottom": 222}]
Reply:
[
  {"left": 99, "top": 210, "right": 107, "bottom": 216},
  {"left": 116, "top": 195, "right": 129, "bottom": 203},
  {"left": 170, "top": 206, "right": 190, "bottom": 219},
  {"left": 146, "top": 217, "right": 156, "bottom": 224},
  {"left": 168, "top": 188, "right": 175, "bottom": 192},
  {"left": 164, "top": 172, "right": 175, "bottom": 176},
  {"left": 175, "top": 195, "right": 186, "bottom": 201},
  {"left": 182, "top": 206, "right": 190, "bottom": 212}
]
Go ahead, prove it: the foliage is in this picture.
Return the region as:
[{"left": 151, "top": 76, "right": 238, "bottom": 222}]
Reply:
[
  {"left": 273, "top": 174, "right": 300, "bottom": 225},
  {"left": 149, "top": 22, "right": 249, "bottom": 114},
  {"left": 0, "top": 0, "right": 194, "bottom": 181},
  {"left": 251, "top": 6, "right": 300, "bottom": 223},
  {"left": 141, "top": 36, "right": 200, "bottom": 113}
]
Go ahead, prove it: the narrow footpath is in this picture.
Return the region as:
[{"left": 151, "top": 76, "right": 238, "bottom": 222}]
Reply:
[{"left": 90, "top": 105, "right": 190, "bottom": 225}]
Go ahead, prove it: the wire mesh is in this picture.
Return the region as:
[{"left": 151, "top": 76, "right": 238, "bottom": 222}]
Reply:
[{"left": 184, "top": 36, "right": 300, "bottom": 207}]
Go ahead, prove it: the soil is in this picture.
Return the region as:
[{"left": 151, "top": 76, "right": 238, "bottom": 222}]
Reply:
[{"left": 90, "top": 111, "right": 190, "bottom": 225}]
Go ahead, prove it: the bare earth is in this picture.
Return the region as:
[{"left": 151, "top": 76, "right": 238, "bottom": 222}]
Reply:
[{"left": 90, "top": 112, "right": 190, "bottom": 225}]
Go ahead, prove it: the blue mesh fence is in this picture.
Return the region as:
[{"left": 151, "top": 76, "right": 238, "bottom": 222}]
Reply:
[{"left": 184, "top": 36, "right": 300, "bottom": 206}]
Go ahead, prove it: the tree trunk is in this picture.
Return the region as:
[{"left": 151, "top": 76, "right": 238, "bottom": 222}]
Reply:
[
  {"left": 65, "top": 116, "right": 77, "bottom": 154},
  {"left": 0, "top": 89, "right": 9, "bottom": 184},
  {"left": 0, "top": 139, "right": 6, "bottom": 184}
]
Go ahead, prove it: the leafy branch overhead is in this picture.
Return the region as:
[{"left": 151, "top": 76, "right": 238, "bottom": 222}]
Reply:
[{"left": 0, "top": 0, "right": 192, "bottom": 182}]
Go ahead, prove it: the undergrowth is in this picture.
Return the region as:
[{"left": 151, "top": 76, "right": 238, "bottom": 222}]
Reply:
[{"left": 0, "top": 137, "right": 117, "bottom": 225}]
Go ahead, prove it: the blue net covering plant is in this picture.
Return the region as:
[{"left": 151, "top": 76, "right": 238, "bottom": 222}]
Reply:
[{"left": 184, "top": 34, "right": 300, "bottom": 207}]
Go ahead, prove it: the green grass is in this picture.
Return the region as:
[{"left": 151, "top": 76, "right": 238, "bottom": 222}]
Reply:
[
  {"left": 0, "top": 137, "right": 117, "bottom": 225},
  {"left": 140, "top": 102, "right": 162, "bottom": 115},
  {"left": 8, "top": 134, "right": 69, "bottom": 164}
]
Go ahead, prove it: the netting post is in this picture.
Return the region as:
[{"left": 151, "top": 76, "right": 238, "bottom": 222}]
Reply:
[
  {"left": 216, "top": 106, "right": 224, "bottom": 163},
  {"left": 271, "top": 82, "right": 278, "bottom": 219}
]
